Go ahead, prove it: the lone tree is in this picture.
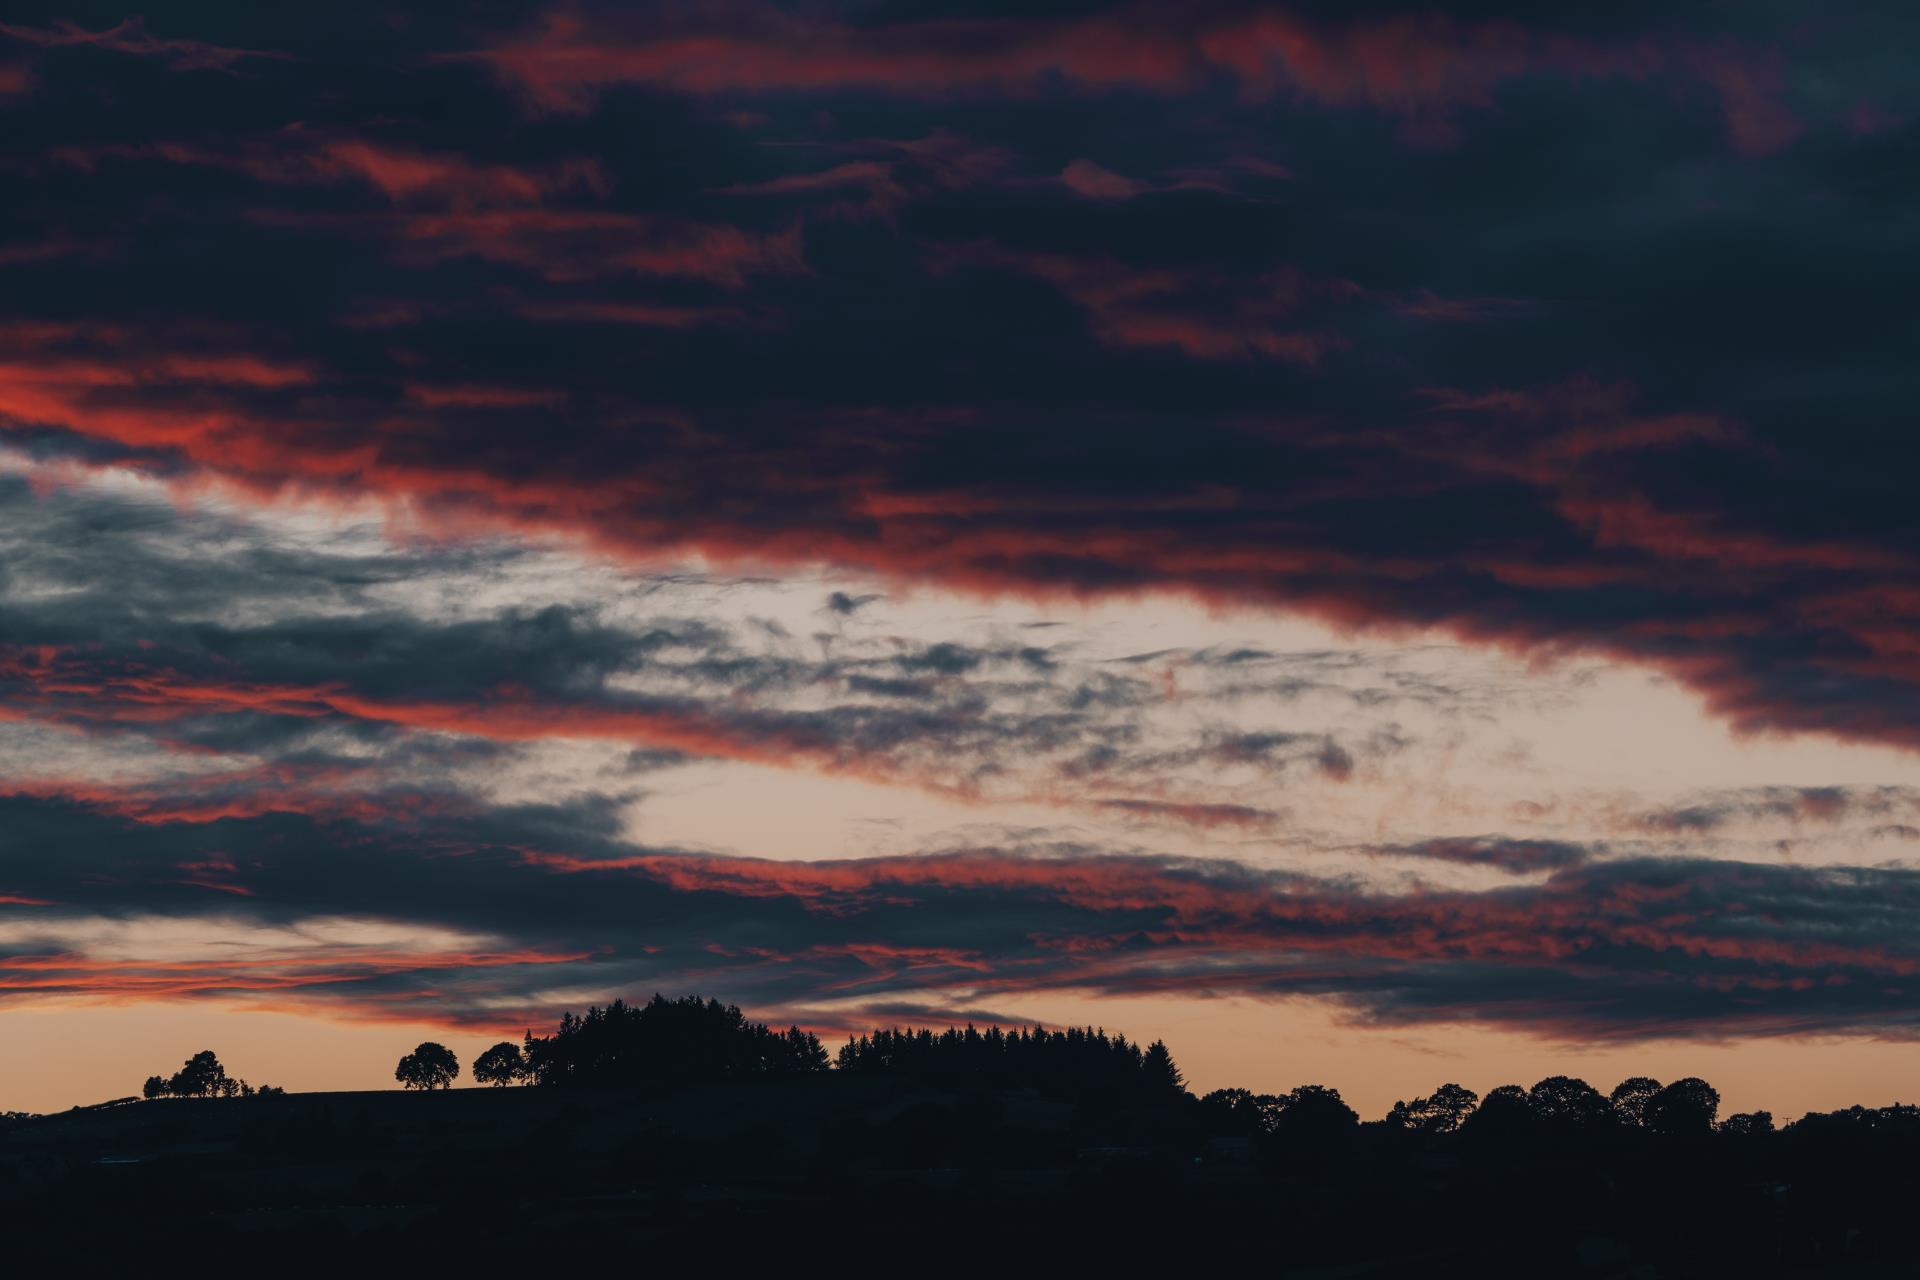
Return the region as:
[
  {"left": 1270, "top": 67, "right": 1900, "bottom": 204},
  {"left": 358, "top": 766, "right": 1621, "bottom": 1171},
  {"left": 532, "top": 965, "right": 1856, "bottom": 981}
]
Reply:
[
  {"left": 472, "top": 1041, "right": 529, "bottom": 1087},
  {"left": 395, "top": 1042, "right": 460, "bottom": 1090}
]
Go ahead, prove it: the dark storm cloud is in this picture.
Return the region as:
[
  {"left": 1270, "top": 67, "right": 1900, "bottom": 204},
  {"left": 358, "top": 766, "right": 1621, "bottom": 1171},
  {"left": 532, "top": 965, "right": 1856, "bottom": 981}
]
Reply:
[
  {"left": 4, "top": 789, "right": 1918, "bottom": 1041},
  {"left": 5, "top": 3, "right": 1915, "bottom": 751}
]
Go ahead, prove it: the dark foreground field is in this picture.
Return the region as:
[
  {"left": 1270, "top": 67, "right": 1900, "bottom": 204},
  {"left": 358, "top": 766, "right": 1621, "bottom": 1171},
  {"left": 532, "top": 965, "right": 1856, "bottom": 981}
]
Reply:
[{"left": 5, "top": 1076, "right": 1919, "bottom": 1276}]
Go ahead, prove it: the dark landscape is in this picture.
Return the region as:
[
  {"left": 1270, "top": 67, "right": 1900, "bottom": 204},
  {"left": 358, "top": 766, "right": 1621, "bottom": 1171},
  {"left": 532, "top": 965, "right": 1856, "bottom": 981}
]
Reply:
[{"left": 5, "top": 996, "right": 1918, "bottom": 1274}]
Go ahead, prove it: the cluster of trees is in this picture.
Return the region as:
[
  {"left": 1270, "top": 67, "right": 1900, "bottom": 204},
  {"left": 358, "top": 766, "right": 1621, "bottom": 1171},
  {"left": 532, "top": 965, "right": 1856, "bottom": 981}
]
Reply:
[
  {"left": 835, "top": 1024, "right": 1185, "bottom": 1096},
  {"left": 1198, "top": 1083, "right": 1365, "bottom": 1148},
  {"left": 1195, "top": 1072, "right": 1766, "bottom": 1148},
  {"left": 466, "top": 995, "right": 829, "bottom": 1089},
  {"left": 140, "top": 1051, "right": 282, "bottom": 1100}
]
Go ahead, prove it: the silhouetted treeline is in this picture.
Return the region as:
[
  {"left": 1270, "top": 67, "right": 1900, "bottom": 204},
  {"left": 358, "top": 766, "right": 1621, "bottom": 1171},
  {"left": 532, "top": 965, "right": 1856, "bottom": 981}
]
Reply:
[
  {"left": 519, "top": 995, "right": 828, "bottom": 1087},
  {"left": 1194, "top": 1072, "right": 1756, "bottom": 1152},
  {"left": 34, "top": 992, "right": 1920, "bottom": 1271},
  {"left": 835, "top": 1024, "right": 1184, "bottom": 1098},
  {"left": 139, "top": 1050, "right": 281, "bottom": 1100}
]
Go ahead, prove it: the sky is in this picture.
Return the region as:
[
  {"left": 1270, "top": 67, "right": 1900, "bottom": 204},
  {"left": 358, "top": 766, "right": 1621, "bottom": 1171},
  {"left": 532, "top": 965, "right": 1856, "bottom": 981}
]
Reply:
[{"left": 2, "top": 2, "right": 1918, "bottom": 1119}]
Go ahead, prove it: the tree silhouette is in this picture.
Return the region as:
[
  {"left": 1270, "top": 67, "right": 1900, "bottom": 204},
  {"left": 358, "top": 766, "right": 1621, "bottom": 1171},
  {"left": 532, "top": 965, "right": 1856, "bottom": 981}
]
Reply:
[
  {"left": 139, "top": 1052, "right": 271, "bottom": 1100},
  {"left": 1269, "top": 1084, "right": 1359, "bottom": 1151},
  {"left": 1141, "top": 1040, "right": 1183, "bottom": 1092},
  {"left": 1721, "top": 1110, "right": 1773, "bottom": 1136},
  {"left": 525, "top": 996, "right": 829, "bottom": 1087},
  {"left": 1462, "top": 1084, "right": 1534, "bottom": 1140},
  {"left": 1609, "top": 1075, "right": 1663, "bottom": 1128},
  {"left": 1644, "top": 1076, "right": 1719, "bottom": 1138},
  {"left": 1198, "top": 1087, "right": 1284, "bottom": 1136},
  {"left": 395, "top": 1042, "right": 460, "bottom": 1090},
  {"left": 166, "top": 1051, "right": 231, "bottom": 1098},
  {"left": 1527, "top": 1075, "right": 1610, "bottom": 1130},
  {"left": 473, "top": 1041, "right": 529, "bottom": 1086},
  {"left": 834, "top": 1021, "right": 1180, "bottom": 1097},
  {"left": 1388, "top": 1082, "right": 1479, "bottom": 1135}
]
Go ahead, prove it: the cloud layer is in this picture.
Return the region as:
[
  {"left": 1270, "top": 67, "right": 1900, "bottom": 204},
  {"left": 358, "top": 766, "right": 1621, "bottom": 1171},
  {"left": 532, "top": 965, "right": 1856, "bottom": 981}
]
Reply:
[
  {"left": 2, "top": 4, "right": 1918, "bottom": 1060},
  {"left": 7, "top": 788, "right": 1919, "bottom": 1043},
  {"left": 1, "top": 2, "right": 1916, "bottom": 751}
]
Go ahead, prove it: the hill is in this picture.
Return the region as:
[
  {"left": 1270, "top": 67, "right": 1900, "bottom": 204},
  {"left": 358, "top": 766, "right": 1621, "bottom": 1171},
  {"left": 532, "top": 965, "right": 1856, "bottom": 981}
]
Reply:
[{"left": 7, "top": 1074, "right": 1920, "bottom": 1275}]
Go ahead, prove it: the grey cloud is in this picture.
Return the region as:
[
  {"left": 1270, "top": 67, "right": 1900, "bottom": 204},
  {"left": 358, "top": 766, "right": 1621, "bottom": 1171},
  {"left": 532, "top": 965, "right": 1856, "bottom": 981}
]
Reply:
[{"left": 4, "top": 792, "right": 1919, "bottom": 1043}]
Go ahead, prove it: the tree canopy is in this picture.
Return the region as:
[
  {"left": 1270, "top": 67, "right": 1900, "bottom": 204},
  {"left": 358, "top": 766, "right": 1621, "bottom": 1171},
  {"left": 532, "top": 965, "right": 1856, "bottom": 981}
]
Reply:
[
  {"left": 473, "top": 1041, "right": 529, "bottom": 1087},
  {"left": 835, "top": 1023, "right": 1183, "bottom": 1098},
  {"left": 1645, "top": 1077, "right": 1721, "bottom": 1138},
  {"left": 395, "top": 1042, "right": 460, "bottom": 1090},
  {"left": 1388, "top": 1082, "right": 1479, "bottom": 1135},
  {"left": 1609, "top": 1076, "right": 1663, "bottom": 1128},
  {"left": 523, "top": 995, "right": 827, "bottom": 1087},
  {"left": 140, "top": 1050, "right": 273, "bottom": 1099}
]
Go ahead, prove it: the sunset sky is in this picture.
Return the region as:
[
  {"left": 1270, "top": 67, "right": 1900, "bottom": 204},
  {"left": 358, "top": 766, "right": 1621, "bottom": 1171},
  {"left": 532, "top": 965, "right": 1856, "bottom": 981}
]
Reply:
[{"left": 3, "top": 3, "right": 1918, "bottom": 1118}]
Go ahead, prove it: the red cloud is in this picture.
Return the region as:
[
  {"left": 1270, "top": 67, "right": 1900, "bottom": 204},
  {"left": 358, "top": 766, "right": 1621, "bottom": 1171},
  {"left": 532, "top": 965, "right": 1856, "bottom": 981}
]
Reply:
[
  {"left": 0, "top": 944, "right": 590, "bottom": 1005},
  {"left": 1059, "top": 158, "right": 1148, "bottom": 200},
  {"left": 933, "top": 244, "right": 1354, "bottom": 364},
  {"left": 464, "top": 7, "right": 1797, "bottom": 159}
]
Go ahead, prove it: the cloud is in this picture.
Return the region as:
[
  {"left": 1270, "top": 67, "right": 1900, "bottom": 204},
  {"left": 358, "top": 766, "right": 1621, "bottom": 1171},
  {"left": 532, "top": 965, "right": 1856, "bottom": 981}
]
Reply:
[
  {"left": 1060, "top": 159, "right": 1149, "bottom": 200},
  {"left": 1625, "top": 787, "right": 1920, "bottom": 836},
  {"left": 0, "top": 17, "right": 272, "bottom": 73},
  {"left": 462, "top": 4, "right": 1802, "bottom": 160},
  {"left": 3, "top": 3, "right": 1914, "bottom": 756},
  {"left": 0, "top": 465, "right": 1424, "bottom": 834},
  {"left": 826, "top": 591, "right": 882, "bottom": 616},
  {"left": 1379, "top": 836, "right": 1594, "bottom": 874},
  {"left": 5, "top": 0, "right": 1920, "bottom": 1075},
  {"left": 4, "top": 785, "right": 1918, "bottom": 1042}
]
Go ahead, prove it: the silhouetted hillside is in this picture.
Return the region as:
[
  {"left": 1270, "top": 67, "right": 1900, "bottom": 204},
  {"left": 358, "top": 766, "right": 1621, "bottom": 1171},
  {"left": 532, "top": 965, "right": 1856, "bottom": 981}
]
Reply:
[{"left": 6, "top": 994, "right": 1920, "bottom": 1274}]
